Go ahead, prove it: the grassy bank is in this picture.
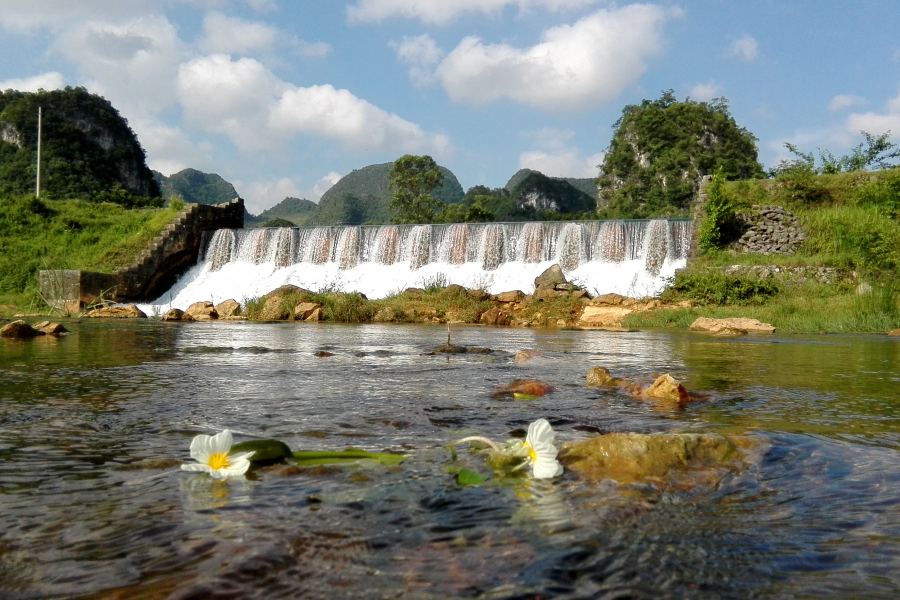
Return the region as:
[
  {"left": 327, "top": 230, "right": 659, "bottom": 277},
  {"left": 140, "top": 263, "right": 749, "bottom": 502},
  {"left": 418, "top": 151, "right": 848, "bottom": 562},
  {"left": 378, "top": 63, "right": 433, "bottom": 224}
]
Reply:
[{"left": 0, "top": 195, "right": 180, "bottom": 313}]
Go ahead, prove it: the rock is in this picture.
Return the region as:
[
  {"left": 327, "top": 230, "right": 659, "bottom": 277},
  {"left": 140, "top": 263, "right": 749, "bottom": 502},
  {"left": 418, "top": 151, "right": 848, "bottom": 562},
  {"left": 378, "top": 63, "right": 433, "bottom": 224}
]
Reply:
[
  {"left": 559, "top": 432, "right": 751, "bottom": 484},
  {"left": 495, "top": 379, "right": 555, "bottom": 398},
  {"left": 570, "top": 290, "right": 589, "bottom": 299},
  {"left": 373, "top": 308, "right": 398, "bottom": 323},
  {"left": 586, "top": 366, "right": 625, "bottom": 387},
  {"left": 215, "top": 299, "right": 240, "bottom": 318},
  {"left": 713, "top": 326, "right": 746, "bottom": 337},
  {"left": 314, "top": 351, "right": 334, "bottom": 357},
  {"left": 86, "top": 305, "right": 147, "bottom": 318},
  {"left": 494, "top": 290, "right": 525, "bottom": 303},
  {"left": 514, "top": 349, "right": 550, "bottom": 363},
  {"left": 635, "top": 374, "right": 690, "bottom": 403},
  {"left": 162, "top": 308, "right": 193, "bottom": 322},
  {"left": 479, "top": 307, "right": 510, "bottom": 326},
  {"left": 445, "top": 284, "right": 467, "bottom": 295},
  {"left": 262, "top": 285, "right": 312, "bottom": 300},
  {"left": 689, "top": 317, "right": 775, "bottom": 333},
  {"left": 185, "top": 301, "right": 218, "bottom": 320},
  {"left": 294, "top": 302, "right": 321, "bottom": 320},
  {"left": 36, "top": 322, "right": 68, "bottom": 335},
  {"left": 259, "top": 296, "right": 290, "bottom": 321},
  {"left": 403, "top": 287, "right": 425, "bottom": 296},
  {"left": 305, "top": 308, "right": 322, "bottom": 322},
  {"left": 856, "top": 282, "right": 873, "bottom": 295},
  {"left": 535, "top": 288, "right": 565, "bottom": 300},
  {"left": 534, "top": 264, "right": 567, "bottom": 291},
  {"left": 467, "top": 289, "right": 489, "bottom": 302},
  {"left": 579, "top": 306, "right": 633, "bottom": 326},
  {"left": 888, "top": 329, "right": 900, "bottom": 337},
  {"left": 0, "top": 320, "right": 44, "bottom": 338}
]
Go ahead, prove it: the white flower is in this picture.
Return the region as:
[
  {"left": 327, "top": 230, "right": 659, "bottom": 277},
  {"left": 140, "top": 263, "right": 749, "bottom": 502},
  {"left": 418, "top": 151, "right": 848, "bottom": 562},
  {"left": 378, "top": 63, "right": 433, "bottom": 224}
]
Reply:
[
  {"left": 181, "top": 430, "right": 254, "bottom": 479},
  {"left": 523, "top": 419, "right": 563, "bottom": 479}
]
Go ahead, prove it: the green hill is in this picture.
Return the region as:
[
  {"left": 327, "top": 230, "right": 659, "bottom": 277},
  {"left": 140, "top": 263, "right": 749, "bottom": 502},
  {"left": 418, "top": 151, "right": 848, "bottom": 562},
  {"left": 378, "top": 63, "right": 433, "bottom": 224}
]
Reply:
[
  {"left": 249, "top": 196, "right": 318, "bottom": 227},
  {"left": 0, "top": 87, "right": 160, "bottom": 199},
  {"left": 504, "top": 169, "right": 596, "bottom": 214},
  {"left": 153, "top": 168, "right": 238, "bottom": 206},
  {"left": 316, "top": 162, "right": 464, "bottom": 225}
]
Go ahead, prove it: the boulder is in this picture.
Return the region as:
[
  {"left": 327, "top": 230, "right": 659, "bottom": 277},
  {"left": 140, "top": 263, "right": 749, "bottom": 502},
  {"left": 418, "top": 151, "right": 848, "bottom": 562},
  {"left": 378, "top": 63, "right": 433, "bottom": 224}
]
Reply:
[
  {"left": 294, "top": 302, "right": 321, "bottom": 320},
  {"left": 888, "top": 329, "right": 900, "bottom": 337},
  {"left": 259, "top": 296, "right": 291, "bottom": 321},
  {"left": 559, "top": 432, "right": 751, "bottom": 484},
  {"left": 689, "top": 317, "right": 775, "bottom": 334},
  {"left": 0, "top": 320, "right": 44, "bottom": 338},
  {"left": 479, "top": 307, "right": 510, "bottom": 326},
  {"left": 305, "top": 308, "right": 322, "bottom": 322},
  {"left": 586, "top": 366, "right": 625, "bottom": 387},
  {"left": 162, "top": 308, "right": 193, "bottom": 322},
  {"left": 579, "top": 306, "right": 633, "bottom": 326},
  {"left": 215, "top": 299, "right": 241, "bottom": 318},
  {"left": 185, "top": 301, "right": 218, "bottom": 321},
  {"left": 534, "top": 264, "right": 567, "bottom": 291},
  {"left": 467, "top": 288, "right": 490, "bottom": 302},
  {"left": 373, "top": 308, "right": 398, "bottom": 323},
  {"left": 86, "top": 305, "right": 147, "bottom": 318},
  {"left": 494, "top": 290, "right": 525, "bottom": 303},
  {"left": 403, "top": 287, "right": 425, "bottom": 296},
  {"left": 535, "top": 288, "right": 565, "bottom": 300},
  {"left": 35, "top": 322, "right": 68, "bottom": 335},
  {"left": 262, "top": 285, "right": 312, "bottom": 300},
  {"left": 635, "top": 374, "right": 690, "bottom": 403},
  {"left": 445, "top": 284, "right": 467, "bottom": 296}
]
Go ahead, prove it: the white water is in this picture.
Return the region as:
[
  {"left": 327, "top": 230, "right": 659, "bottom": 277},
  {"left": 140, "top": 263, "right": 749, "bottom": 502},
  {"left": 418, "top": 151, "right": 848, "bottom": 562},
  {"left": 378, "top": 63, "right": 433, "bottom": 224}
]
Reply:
[{"left": 142, "top": 220, "right": 691, "bottom": 311}]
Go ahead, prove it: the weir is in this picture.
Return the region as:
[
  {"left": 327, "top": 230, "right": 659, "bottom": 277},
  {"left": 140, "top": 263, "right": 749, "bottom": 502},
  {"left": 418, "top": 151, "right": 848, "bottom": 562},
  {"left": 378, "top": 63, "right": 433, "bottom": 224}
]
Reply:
[{"left": 148, "top": 219, "right": 692, "bottom": 309}]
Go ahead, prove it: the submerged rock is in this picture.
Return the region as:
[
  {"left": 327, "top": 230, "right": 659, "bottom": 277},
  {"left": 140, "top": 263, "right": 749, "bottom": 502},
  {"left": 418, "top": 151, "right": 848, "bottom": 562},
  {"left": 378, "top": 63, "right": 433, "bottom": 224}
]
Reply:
[
  {"left": 0, "top": 320, "right": 44, "bottom": 338},
  {"left": 689, "top": 317, "right": 775, "bottom": 334},
  {"left": 514, "top": 349, "right": 551, "bottom": 363},
  {"left": 430, "top": 344, "right": 492, "bottom": 355},
  {"left": 635, "top": 374, "right": 690, "bottom": 404},
  {"left": 585, "top": 366, "right": 625, "bottom": 387},
  {"left": 34, "top": 322, "right": 68, "bottom": 335},
  {"left": 494, "top": 379, "right": 555, "bottom": 398},
  {"left": 560, "top": 432, "right": 754, "bottom": 484},
  {"left": 86, "top": 305, "right": 147, "bottom": 318}
]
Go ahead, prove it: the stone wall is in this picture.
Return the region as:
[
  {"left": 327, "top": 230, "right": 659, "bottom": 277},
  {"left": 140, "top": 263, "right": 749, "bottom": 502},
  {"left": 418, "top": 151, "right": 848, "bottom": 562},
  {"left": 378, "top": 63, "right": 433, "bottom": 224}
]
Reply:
[
  {"left": 731, "top": 205, "right": 806, "bottom": 255},
  {"left": 720, "top": 264, "right": 856, "bottom": 285},
  {"left": 39, "top": 198, "right": 244, "bottom": 307}
]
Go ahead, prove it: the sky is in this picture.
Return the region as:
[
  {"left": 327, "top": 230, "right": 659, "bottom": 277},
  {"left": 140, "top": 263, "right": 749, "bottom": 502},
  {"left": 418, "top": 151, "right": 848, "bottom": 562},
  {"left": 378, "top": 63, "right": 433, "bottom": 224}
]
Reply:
[{"left": 1, "top": 1, "right": 899, "bottom": 215}]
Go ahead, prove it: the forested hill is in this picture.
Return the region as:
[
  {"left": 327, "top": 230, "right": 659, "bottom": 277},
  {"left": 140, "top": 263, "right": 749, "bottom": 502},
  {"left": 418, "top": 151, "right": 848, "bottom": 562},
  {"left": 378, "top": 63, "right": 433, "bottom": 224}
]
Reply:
[
  {"left": 315, "top": 162, "right": 464, "bottom": 225},
  {"left": 153, "top": 168, "right": 238, "bottom": 205},
  {"left": 0, "top": 87, "right": 159, "bottom": 199}
]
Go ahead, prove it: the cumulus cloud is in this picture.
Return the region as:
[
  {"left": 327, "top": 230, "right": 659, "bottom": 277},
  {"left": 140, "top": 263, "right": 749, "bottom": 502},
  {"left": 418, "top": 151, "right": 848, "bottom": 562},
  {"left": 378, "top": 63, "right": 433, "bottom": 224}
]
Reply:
[
  {"left": 178, "top": 54, "right": 452, "bottom": 155},
  {"left": 198, "top": 12, "right": 330, "bottom": 58},
  {"left": 239, "top": 176, "right": 306, "bottom": 214},
  {"left": 433, "top": 5, "right": 680, "bottom": 111},
  {"left": 688, "top": 80, "right": 722, "bottom": 102},
  {"left": 134, "top": 117, "right": 214, "bottom": 176},
  {"left": 389, "top": 34, "right": 444, "bottom": 85},
  {"left": 0, "top": 0, "right": 152, "bottom": 31},
  {"left": 312, "top": 171, "right": 342, "bottom": 201},
  {"left": 245, "top": 0, "right": 277, "bottom": 11},
  {"left": 828, "top": 94, "right": 865, "bottom": 112},
  {"left": 836, "top": 90, "right": 900, "bottom": 145},
  {"left": 518, "top": 127, "right": 604, "bottom": 177},
  {"left": 727, "top": 34, "right": 758, "bottom": 61},
  {"left": 0, "top": 72, "right": 65, "bottom": 92},
  {"left": 348, "top": 0, "right": 600, "bottom": 25}
]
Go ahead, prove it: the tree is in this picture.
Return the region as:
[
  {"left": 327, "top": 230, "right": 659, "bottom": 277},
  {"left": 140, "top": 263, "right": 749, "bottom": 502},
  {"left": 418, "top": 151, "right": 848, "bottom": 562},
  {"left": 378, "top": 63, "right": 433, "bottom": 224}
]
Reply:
[
  {"left": 772, "top": 131, "right": 900, "bottom": 176},
  {"left": 597, "top": 90, "right": 765, "bottom": 219},
  {"left": 389, "top": 155, "right": 444, "bottom": 224}
]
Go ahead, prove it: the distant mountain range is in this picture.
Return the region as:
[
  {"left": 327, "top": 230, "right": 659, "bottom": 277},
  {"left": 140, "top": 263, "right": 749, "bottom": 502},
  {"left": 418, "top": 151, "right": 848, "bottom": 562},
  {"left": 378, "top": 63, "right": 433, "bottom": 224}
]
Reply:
[{"left": 155, "top": 163, "right": 597, "bottom": 227}]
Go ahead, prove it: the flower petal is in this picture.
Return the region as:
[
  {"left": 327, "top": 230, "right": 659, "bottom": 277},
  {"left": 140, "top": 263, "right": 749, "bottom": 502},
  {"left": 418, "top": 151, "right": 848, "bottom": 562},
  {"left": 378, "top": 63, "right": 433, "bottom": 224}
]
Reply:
[
  {"left": 189, "top": 434, "right": 213, "bottom": 462},
  {"left": 526, "top": 419, "right": 555, "bottom": 447},
  {"left": 532, "top": 455, "right": 563, "bottom": 479},
  {"left": 209, "top": 430, "right": 233, "bottom": 455},
  {"left": 227, "top": 451, "right": 255, "bottom": 462},
  {"left": 212, "top": 456, "right": 252, "bottom": 479}
]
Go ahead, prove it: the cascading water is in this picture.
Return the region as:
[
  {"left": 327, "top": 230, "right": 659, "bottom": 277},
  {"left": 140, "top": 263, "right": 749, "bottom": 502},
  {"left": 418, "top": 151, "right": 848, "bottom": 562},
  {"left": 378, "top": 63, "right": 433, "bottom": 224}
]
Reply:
[{"left": 154, "top": 219, "right": 692, "bottom": 309}]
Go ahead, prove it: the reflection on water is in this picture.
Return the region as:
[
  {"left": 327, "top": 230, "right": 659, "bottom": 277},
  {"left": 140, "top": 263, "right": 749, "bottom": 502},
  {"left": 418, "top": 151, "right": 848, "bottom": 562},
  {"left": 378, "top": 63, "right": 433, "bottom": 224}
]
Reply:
[{"left": 1, "top": 321, "right": 899, "bottom": 598}]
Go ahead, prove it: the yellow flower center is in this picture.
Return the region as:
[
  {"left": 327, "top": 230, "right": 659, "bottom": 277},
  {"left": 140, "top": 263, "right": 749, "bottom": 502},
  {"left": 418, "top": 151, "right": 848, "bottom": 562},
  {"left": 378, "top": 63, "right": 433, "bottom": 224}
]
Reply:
[
  {"left": 207, "top": 453, "right": 230, "bottom": 470},
  {"left": 524, "top": 442, "right": 537, "bottom": 463}
]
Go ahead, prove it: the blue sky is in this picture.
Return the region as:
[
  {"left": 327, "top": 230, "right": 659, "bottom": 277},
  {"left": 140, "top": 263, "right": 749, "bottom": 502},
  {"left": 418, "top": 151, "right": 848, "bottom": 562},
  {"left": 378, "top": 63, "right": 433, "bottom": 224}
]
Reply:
[{"left": 1, "top": 1, "right": 899, "bottom": 214}]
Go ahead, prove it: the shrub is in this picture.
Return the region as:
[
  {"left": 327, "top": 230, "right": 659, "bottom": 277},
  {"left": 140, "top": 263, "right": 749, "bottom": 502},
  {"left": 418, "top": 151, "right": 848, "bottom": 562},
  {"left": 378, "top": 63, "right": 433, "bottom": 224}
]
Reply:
[
  {"left": 660, "top": 270, "right": 781, "bottom": 306},
  {"left": 698, "top": 169, "right": 738, "bottom": 250}
]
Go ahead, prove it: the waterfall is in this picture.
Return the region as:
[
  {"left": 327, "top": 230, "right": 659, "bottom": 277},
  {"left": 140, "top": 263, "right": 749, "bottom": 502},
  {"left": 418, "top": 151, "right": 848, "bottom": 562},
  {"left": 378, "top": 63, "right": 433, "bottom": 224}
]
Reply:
[{"left": 146, "top": 219, "right": 692, "bottom": 308}]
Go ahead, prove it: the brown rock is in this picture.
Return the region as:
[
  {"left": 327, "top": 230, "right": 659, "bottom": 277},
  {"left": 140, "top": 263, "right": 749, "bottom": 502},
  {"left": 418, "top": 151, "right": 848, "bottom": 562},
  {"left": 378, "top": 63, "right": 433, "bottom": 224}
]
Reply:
[
  {"left": 467, "top": 289, "right": 489, "bottom": 302},
  {"left": 33, "top": 321, "right": 50, "bottom": 329},
  {"left": 262, "top": 285, "right": 312, "bottom": 300},
  {"left": 305, "top": 308, "right": 322, "bottom": 322},
  {"left": 215, "top": 299, "right": 240, "bottom": 318},
  {"left": 570, "top": 290, "right": 589, "bottom": 299},
  {"left": 445, "top": 284, "right": 467, "bottom": 295},
  {"left": 559, "top": 432, "right": 749, "bottom": 484},
  {"left": 162, "top": 308, "right": 192, "bottom": 322},
  {"left": 495, "top": 290, "right": 525, "bottom": 303},
  {"left": 689, "top": 317, "right": 775, "bottom": 333},
  {"left": 403, "top": 287, "right": 425, "bottom": 296},
  {"left": 36, "top": 322, "right": 68, "bottom": 335},
  {"left": 535, "top": 288, "right": 565, "bottom": 300},
  {"left": 534, "top": 264, "right": 567, "bottom": 291},
  {"left": 259, "top": 296, "right": 290, "bottom": 321},
  {"left": 497, "top": 379, "right": 555, "bottom": 397},
  {"left": 634, "top": 374, "right": 690, "bottom": 403},
  {"left": 479, "top": 307, "right": 510, "bottom": 326},
  {"left": 592, "top": 293, "right": 626, "bottom": 306},
  {"left": 713, "top": 326, "right": 746, "bottom": 337},
  {"left": 888, "top": 329, "right": 900, "bottom": 337},
  {"left": 86, "top": 305, "right": 147, "bottom": 318},
  {"left": 0, "top": 320, "right": 44, "bottom": 338},
  {"left": 514, "top": 349, "right": 550, "bottom": 363},
  {"left": 185, "top": 301, "right": 218, "bottom": 320},
  {"left": 578, "top": 306, "right": 633, "bottom": 326},
  {"left": 373, "top": 308, "right": 398, "bottom": 323},
  {"left": 586, "top": 366, "right": 625, "bottom": 387},
  {"left": 294, "top": 302, "right": 321, "bottom": 320}
]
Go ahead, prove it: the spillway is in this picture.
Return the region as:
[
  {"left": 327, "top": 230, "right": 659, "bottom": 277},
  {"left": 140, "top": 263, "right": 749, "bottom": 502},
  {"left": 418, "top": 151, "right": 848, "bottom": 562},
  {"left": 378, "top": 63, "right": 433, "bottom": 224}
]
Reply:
[{"left": 146, "top": 219, "right": 692, "bottom": 309}]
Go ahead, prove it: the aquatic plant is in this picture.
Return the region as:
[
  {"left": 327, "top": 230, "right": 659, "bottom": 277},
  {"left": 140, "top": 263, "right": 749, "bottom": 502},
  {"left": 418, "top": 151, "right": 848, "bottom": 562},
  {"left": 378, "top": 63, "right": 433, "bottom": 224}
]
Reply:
[
  {"left": 452, "top": 418, "right": 563, "bottom": 480},
  {"left": 181, "top": 430, "right": 255, "bottom": 479}
]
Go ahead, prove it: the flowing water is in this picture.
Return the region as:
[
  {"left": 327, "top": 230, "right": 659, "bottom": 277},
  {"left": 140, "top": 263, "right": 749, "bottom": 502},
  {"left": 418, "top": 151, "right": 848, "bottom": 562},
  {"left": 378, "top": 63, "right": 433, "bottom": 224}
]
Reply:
[
  {"left": 1, "top": 321, "right": 899, "bottom": 599},
  {"left": 147, "top": 219, "right": 692, "bottom": 310}
]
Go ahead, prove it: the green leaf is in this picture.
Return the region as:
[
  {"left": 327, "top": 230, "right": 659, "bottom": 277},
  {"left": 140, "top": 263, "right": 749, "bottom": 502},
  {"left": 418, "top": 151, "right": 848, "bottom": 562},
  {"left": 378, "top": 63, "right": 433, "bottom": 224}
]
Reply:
[
  {"left": 291, "top": 450, "right": 405, "bottom": 466},
  {"left": 512, "top": 393, "right": 540, "bottom": 401},
  {"left": 456, "top": 468, "right": 487, "bottom": 486},
  {"left": 230, "top": 439, "right": 292, "bottom": 464}
]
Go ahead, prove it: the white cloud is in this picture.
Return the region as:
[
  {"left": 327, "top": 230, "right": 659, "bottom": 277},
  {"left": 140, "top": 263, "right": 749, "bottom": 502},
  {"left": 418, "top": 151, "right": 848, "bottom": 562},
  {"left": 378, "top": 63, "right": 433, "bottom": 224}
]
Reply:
[
  {"left": 0, "top": 72, "right": 65, "bottom": 92},
  {"left": 688, "top": 80, "right": 722, "bottom": 102},
  {"left": 246, "top": 0, "right": 277, "bottom": 11},
  {"left": 433, "top": 5, "right": 680, "bottom": 111},
  {"left": 134, "top": 117, "right": 214, "bottom": 176},
  {"left": 727, "top": 34, "right": 758, "bottom": 61},
  {"left": 239, "top": 176, "right": 305, "bottom": 214},
  {"left": 828, "top": 94, "right": 865, "bottom": 112},
  {"left": 837, "top": 90, "right": 900, "bottom": 145},
  {"left": 198, "top": 12, "right": 330, "bottom": 58},
  {"left": 389, "top": 34, "right": 444, "bottom": 85},
  {"left": 178, "top": 54, "right": 452, "bottom": 156},
  {"left": 518, "top": 127, "right": 603, "bottom": 177},
  {"left": 348, "top": 0, "right": 600, "bottom": 25},
  {"left": 312, "top": 171, "right": 342, "bottom": 201},
  {"left": 0, "top": 0, "right": 152, "bottom": 31}
]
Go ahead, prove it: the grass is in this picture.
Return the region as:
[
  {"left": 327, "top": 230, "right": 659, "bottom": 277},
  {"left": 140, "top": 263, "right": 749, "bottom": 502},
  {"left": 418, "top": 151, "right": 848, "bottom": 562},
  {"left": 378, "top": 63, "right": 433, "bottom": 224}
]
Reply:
[{"left": 0, "top": 195, "right": 181, "bottom": 313}]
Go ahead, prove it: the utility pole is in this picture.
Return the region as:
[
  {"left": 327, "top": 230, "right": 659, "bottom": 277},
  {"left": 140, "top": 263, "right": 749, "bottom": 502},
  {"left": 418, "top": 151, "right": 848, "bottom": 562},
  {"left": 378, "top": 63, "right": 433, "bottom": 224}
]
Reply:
[{"left": 35, "top": 106, "right": 42, "bottom": 198}]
